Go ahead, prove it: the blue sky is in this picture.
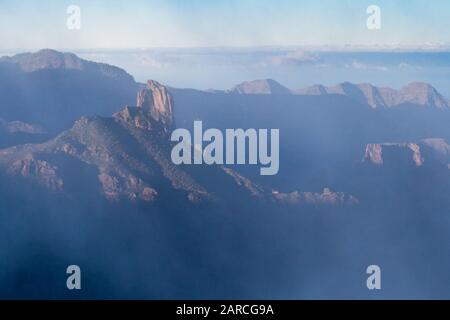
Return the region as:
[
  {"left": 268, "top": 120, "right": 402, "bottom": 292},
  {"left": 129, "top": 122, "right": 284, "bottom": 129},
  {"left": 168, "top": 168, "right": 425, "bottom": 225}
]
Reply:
[{"left": 0, "top": 0, "right": 449, "bottom": 49}]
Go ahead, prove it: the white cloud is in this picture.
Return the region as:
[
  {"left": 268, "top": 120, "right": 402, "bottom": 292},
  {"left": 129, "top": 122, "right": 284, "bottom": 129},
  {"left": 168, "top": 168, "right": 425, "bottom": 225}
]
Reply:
[
  {"left": 271, "top": 51, "right": 321, "bottom": 66},
  {"left": 347, "top": 60, "right": 388, "bottom": 71},
  {"left": 398, "top": 62, "right": 411, "bottom": 69}
]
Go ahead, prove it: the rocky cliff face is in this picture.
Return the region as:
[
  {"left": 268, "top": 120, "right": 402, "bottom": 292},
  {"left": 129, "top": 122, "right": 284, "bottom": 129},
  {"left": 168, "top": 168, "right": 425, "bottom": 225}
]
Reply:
[
  {"left": 363, "top": 139, "right": 450, "bottom": 167},
  {"left": 363, "top": 143, "right": 424, "bottom": 166},
  {"left": 135, "top": 80, "right": 174, "bottom": 130},
  {"left": 115, "top": 80, "right": 174, "bottom": 133}
]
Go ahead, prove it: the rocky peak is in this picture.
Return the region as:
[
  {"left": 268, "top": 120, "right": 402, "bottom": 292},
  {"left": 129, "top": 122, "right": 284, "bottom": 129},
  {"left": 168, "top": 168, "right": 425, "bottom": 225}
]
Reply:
[
  {"left": 115, "top": 80, "right": 174, "bottom": 132},
  {"left": 294, "top": 84, "right": 327, "bottom": 95},
  {"left": 398, "top": 82, "right": 448, "bottom": 109},
  {"left": 136, "top": 80, "right": 174, "bottom": 128},
  {"left": 230, "top": 79, "right": 291, "bottom": 95},
  {"left": 327, "top": 82, "right": 371, "bottom": 106}
]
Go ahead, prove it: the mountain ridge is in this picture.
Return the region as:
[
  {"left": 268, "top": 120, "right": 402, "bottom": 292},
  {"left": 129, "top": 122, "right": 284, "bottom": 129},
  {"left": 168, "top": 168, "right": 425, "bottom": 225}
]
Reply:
[
  {"left": 0, "top": 49, "right": 136, "bottom": 83},
  {"left": 296, "top": 81, "right": 450, "bottom": 109},
  {"left": 0, "top": 49, "right": 140, "bottom": 135},
  {"left": 224, "top": 77, "right": 449, "bottom": 109},
  {"left": 229, "top": 79, "right": 292, "bottom": 95}
]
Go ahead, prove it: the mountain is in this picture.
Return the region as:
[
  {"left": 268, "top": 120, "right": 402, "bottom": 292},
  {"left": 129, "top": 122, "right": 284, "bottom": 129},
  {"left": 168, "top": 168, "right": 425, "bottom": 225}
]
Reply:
[
  {"left": 0, "top": 49, "right": 135, "bottom": 82},
  {"left": 0, "top": 49, "right": 140, "bottom": 135},
  {"left": 295, "top": 82, "right": 449, "bottom": 109},
  {"left": 396, "top": 82, "right": 449, "bottom": 109},
  {"left": 229, "top": 79, "right": 291, "bottom": 95},
  {"left": 295, "top": 84, "right": 328, "bottom": 95},
  {"left": 226, "top": 78, "right": 448, "bottom": 109},
  {"left": 3, "top": 52, "right": 450, "bottom": 299},
  {"left": 0, "top": 80, "right": 355, "bottom": 206}
]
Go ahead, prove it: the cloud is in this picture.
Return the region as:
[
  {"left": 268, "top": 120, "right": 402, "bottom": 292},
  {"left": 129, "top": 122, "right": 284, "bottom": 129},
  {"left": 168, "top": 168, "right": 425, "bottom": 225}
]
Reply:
[
  {"left": 347, "top": 60, "right": 388, "bottom": 71},
  {"left": 134, "top": 54, "right": 179, "bottom": 68},
  {"left": 271, "top": 51, "right": 321, "bottom": 66},
  {"left": 398, "top": 62, "right": 411, "bottom": 69},
  {"left": 125, "top": 49, "right": 323, "bottom": 69}
]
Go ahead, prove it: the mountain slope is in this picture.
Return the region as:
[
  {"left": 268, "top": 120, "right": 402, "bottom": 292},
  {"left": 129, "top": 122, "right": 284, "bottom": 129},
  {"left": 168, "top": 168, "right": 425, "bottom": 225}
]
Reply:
[
  {"left": 0, "top": 49, "right": 140, "bottom": 134},
  {"left": 0, "top": 49, "right": 135, "bottom": 82}
]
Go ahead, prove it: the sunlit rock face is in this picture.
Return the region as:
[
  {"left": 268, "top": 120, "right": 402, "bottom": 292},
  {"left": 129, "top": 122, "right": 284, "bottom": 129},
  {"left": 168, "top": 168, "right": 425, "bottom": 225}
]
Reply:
[{"left": 363, "top": 143, "right": 424, "bottom": 167}]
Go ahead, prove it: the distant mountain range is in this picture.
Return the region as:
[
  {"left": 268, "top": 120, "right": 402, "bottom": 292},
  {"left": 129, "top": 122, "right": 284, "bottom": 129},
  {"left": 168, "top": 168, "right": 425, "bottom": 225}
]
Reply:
[
  {"left": 230, "top": 78, "right": 450, "bottom": 109},
  {"left": 0, "top": 49, "right": 449, "bottom": 142}
]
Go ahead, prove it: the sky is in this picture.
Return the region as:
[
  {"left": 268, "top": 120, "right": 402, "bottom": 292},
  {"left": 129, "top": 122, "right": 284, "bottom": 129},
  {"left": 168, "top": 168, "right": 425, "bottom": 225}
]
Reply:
[{"left": 1, "top": 0, "right": 450, "bottom": 50}]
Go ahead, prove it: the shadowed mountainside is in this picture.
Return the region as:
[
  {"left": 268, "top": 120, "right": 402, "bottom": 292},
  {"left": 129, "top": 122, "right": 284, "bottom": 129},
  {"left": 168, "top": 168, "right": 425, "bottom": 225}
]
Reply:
[{"left": 0, "top": 49, "right": 140, "bottom": 136}]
